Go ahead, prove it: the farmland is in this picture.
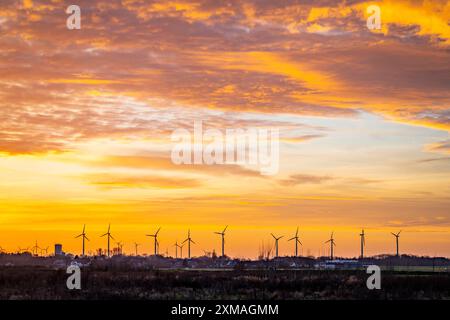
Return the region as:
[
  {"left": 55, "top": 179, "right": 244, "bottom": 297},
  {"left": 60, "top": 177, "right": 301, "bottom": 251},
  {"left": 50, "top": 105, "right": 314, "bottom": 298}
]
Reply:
[{"left": 0, "top": 266, "right": 449, "bottom": 300}]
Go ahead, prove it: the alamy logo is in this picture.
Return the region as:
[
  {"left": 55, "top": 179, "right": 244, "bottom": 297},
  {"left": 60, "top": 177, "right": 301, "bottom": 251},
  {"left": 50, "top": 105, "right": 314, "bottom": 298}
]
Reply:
[
  {"left": 66, "top": 265, "right": 81, "bottom": 290},
  {"left": 366, "top": 5, "right": 381, "bottom": 30},
  {"left": 171, "top": 121, "right": 280, "bottom": 175},
  {"left": 66, "top": 5, "right": 81, "bottom": 30},
  {"left": 366, "top": 265, "right": 381, "bottom": 290}
]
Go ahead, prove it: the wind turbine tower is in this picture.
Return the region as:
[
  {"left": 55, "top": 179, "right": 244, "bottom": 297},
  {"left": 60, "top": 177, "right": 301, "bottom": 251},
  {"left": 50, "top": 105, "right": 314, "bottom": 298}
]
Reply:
[
  {"left": 214, "top": 225, "right": 228, "bottom": 257},
  {"left": 325, "top": 232, "right": 336, "bottom": 260},
  {"left": 75, "top": 224, "right": 89, "bottom": 256},
  {"left": 31, "top": 240, "right": 40, "bottom": 256},
  {"left": 101, "top": 224, "right": 114, "bottom": 257},
  {"left": 271, "top": 233, "right": 284, "bottom": 258},
  {"left": 288, "top": 227, "right": 302, "bottom": 257},
  {"left": 174, "top": 241, "right": 182, "bottom": 258},
  {"left": 146, "top": 227, "right": 161, "bottom": 255},
  {"left": 391, "top": 230, "right": 401, "bottom": 257},
  {"left": 182, "top": 229, "right": 195, "bottom": 258}
]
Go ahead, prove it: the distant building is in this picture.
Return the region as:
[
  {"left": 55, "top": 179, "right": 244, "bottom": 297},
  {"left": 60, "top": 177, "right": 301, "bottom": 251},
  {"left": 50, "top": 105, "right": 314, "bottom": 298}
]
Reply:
[
  {"left": 54, "top": 244, "right": 63, "bottom": 256},
  {"left": 316, "top": 259, "right": 363, "bottom": 270}
]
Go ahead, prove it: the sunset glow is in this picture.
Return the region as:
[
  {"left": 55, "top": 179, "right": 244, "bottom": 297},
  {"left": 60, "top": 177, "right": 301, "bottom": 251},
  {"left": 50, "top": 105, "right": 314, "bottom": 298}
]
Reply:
[{"left": 0, "top": 0, "right": 449, "bottom": 258}]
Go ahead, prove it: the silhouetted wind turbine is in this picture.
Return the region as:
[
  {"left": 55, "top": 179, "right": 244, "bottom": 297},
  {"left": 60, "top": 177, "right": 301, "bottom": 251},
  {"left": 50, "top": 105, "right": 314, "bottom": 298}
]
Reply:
[
  {"left": 325, "top": 232, "right": 336, "bottom": 260},
  {"left": 134, "top": 242, "right": 140, "bottom": 256},
  {"left": 101, "top": 224, "right": 114, "bottom": 257},
  {"left": 174, "top": 241, "right": 181, "bottom": 258},
  {"left": 288, "top": 227, "right": 302, "bottom": 257},
  {"left": 391, "top": 230, "right": 401, "bottom": 257},
  {"left": 360, "top": 229, "right": 365, "bottom": 259},
  {"left": 179, "top": 242, "right": 185, "bottom": 258},
  {"left": 271, "top": 233, "right": 284, "bottom": 258},
  {"left": 214, "top": 225, "right": 228, "bottom": 257},
  {"left": 75, "top": 224, "right": 89, "bottom": 256},
  {"left": 31, "top": 240, "right": 40, "bottom": 256},
  {"left": 146, "top": 227, "right": 161, "bottom": 255},
  {"left": 182, "top": 229, "right": 195, "bottom": 258}
]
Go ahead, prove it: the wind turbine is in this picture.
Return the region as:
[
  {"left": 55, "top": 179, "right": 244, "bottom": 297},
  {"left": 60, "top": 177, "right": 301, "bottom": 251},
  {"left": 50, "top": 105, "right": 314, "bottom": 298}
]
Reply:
[
  {"left": 75, "top": 224, "right": 89, "bottom": 256},
  {"left": 178, "top": 242, "right": 185, "bottom": 258},
  {"left": 214, "top": 225, "right": 228, "bottom": 257},
  {"left": 271, "top": 233, "right": 284, "bottom": 258},
  {"left": 31, "top": 240, "right": 40, "bottom": 256},
  {"left": 182, "top": 229, "right": 195, "bottom": 258},
  {"left": 134, "top": 242, "right": 140, "bottom": 256},
  {"left": 146, "top": 227, "right": 161, "bottom": 255},
  {"left": 360, "top": 229, "right": 365, "bottom": 259},
  {"left": 288, "top": 227, "right": 302, "bottom": 257},
  {"left": 391, "top": 230, "right": 401, "bottom": 257},
  {"left": 174, "top": 241, "right": 181, "bottom": 258},
  {"left": 101, "top": 224, "right": 114, "bottom": 257},
  {"left": 325, "top": 232, "right": 336, "bottom": 260}
]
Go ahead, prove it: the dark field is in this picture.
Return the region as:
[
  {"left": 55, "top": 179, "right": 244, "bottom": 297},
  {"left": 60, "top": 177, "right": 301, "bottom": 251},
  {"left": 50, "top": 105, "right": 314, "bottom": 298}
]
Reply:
[{"left": 0, "top": 266, "right": 449, "bottom": 300}]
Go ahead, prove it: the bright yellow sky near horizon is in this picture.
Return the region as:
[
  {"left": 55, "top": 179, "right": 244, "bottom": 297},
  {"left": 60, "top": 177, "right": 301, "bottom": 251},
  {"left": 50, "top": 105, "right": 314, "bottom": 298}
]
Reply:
[{"left": 0, "top": 0, "right": 449, "bottom": 258}]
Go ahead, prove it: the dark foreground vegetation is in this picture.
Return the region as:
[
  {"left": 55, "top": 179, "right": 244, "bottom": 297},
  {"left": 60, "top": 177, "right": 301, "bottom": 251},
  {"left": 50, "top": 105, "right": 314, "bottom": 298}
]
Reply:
[{"left": 0, "top": 266, "right": 449, "bottom": 300}]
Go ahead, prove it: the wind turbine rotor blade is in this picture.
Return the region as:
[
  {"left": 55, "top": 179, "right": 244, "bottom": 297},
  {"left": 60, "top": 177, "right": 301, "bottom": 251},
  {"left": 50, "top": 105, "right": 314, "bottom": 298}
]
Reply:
[
  {"left": 279, "top": 236, "right": 284, "bottom": 239},
  {"left": 190, "top": 239, "right": 196, "bottom": 244},
  {"left": 288, "top": 237, "right": 295, "bottom": 241},
  {"left": 110, "top": 234, "right": 115, "bottom": 240},
  {"left": 391, "top": 232, "right": 397, "bottom": 237},
  {"left": 182, "top": 238, "right": 188, "bottom": 244},
  {"left": 298, "top": 240, "right": 302, "bottom": 245},
  {"left": 108, "top": 224, "right": 110, "bottom": 232},
  {"left": 156, "top": 227, "right": 161, "bottom": 235},
  {"left": 325, "top": 239, "right": 331, "bottom": 244},
  {"left": 214, "top": 232, "right": 222, "bottom": 235},
  {"left": 295, "top": 227, "right": 299, "bottom": 237},
  {"left": 223, "top": 225, "right": 228, "bottom": 233},
  {"left": 75, "top": 234, "right": 82, "bottom": 238},
  {"left": 101, "top": 233, "right": 107, "bottom": 237},
  {"left": 271, "top": 233, "right": 276, "bottom": 239},
  {"left": 398, "top": 230, "right": 402, "bottom": 236},
  {"left": 85, "top": 236, "right": 90, "bottom": 241},
  {"left": 83, "top": 224, "right": 85, "bottom": 233}
]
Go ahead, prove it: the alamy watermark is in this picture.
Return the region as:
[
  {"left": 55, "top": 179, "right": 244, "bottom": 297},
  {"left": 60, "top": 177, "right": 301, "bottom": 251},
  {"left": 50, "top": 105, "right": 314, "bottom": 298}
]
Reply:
[
  {"left": 171, "top": 121, "right": 280, "bottom": 175},
  {"left": 366, "top": 265, "right": 381, "bottom": 289},
  {"left": 366, "top": 5, "right": 381, "bottom": 31},
  {"left": 66, "top": 264, "right": 81, "bottom": 290},
  {"left": 66, "top": 5, "right": 81, "bottom": 30}
]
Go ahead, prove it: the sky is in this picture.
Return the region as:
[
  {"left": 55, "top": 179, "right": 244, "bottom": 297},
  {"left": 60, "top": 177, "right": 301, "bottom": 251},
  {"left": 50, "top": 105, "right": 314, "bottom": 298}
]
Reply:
[{"left": 0, "top": 0, "right": 449, "bottom": 258}]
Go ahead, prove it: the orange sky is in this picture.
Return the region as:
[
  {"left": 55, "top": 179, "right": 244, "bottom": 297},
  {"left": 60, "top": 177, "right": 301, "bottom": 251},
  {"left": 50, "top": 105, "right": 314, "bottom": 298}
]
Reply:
[{"left": 0, "top": 0, "right": 449, "bottom": 258}]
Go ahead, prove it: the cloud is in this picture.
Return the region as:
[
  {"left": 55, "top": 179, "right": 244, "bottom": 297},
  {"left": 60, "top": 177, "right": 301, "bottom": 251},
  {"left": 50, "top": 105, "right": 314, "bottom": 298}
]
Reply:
[
  {"left": 0, "top": 0, "right": 449, "bottom": 156},
  {"left": 425, "top": 139, "right": 450, "bottom": 154},
  {"left": 279, "top": 174, "right": 334, "bottom": 186},
  {"left": 84, "top": 173, "right": 202, "bottom": 189},
  {"left": 280, "top": 134, "right": 325, "bottom": 143},
  {"left": 86, "top": 154, "right": 265, "bottom": 178}
]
